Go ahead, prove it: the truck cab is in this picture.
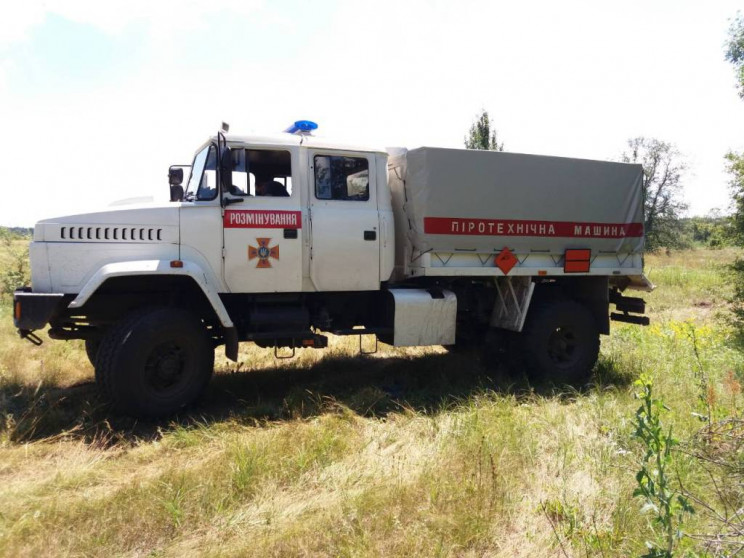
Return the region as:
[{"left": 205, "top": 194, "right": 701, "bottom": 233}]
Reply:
[{"left": 178, "top": 133, "right": 394, "bottom": 296}]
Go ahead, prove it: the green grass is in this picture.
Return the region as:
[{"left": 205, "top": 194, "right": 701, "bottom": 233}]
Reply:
[{"left": 0, "top": 247, "right": 742, "bottom": 556}]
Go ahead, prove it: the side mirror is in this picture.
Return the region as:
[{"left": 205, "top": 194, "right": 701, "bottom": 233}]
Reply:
[
  {"left": 170, "top": 185, "right": 184, "bottom": 202},
  {"left": 168, "top": 166, "right": 184, "bottom": 202},
  {"left": 168, "top": 167, "right": 184, "bottom": 185}
]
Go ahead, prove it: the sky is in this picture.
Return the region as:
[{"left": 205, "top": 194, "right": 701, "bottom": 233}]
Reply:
[{"left": 0, "top": 0, "right": 742, "bottom": 227}]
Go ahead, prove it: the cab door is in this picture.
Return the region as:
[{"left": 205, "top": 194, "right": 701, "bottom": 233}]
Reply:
[
  {"left": 223, "top": 147, "right": 304, "bottom": 293},
  {"left": 308, "top": 150, "right": 380, "bottom": 291}
]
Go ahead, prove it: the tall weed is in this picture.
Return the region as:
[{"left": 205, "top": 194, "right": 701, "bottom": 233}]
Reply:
[{"left": 632, "top": 375, "right": 695, "bottom": 557}]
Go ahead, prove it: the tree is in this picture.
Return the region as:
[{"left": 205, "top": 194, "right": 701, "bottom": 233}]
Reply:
[
  {"left": 464, "top": 110, "right": 504, "bottom": 151},
  {"left": 725, "top": 12, "right": 744, "bottom": 98},
  {"left": 726, "top": 151, "right": 744, "bottom": 324},
  {"left": 726, "top": 151, "right": 744, "bottom": 241},
  {"left": 724, "top": 18, "right": 744, "bottom": 323},
  {"left": 621, "top": 137, "right": 688, "bottom": 251}
]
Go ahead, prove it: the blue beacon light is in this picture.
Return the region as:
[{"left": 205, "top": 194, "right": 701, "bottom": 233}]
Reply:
[{"left": 284, "top": 120, "right": 318, "bottom": 135}]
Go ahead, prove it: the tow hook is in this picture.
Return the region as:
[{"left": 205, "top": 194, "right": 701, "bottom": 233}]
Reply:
[{"left": 18, "top": 329, "right": 43, "bottom": 346}]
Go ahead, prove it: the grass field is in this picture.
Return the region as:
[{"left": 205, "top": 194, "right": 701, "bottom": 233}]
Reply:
[{"left": 0, "top": 246, "right": 742, "bottom": 557}]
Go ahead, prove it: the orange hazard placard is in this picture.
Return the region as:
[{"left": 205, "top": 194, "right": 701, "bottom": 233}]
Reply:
[{"left": 495, "top": 247, "right": 517, "bottom": 275}]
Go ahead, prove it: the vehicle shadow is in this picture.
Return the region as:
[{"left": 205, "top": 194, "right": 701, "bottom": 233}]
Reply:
[{"left": 1, "top": 350, "right": 634, "bottom": 445}]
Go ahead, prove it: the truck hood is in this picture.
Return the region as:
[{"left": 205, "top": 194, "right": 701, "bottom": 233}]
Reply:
[{"left": 33, "top": 203, "right": 179, "bottom": 242}]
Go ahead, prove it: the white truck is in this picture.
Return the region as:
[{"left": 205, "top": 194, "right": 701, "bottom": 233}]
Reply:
[{"left": 13, "top": 122, "right": 652, "bottom": 417}]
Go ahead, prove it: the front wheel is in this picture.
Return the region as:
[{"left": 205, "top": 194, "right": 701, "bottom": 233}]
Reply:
[
  {"left": 96, "top": 307, "right": 214, "bottom": 418},
  {"left": 520, "top": 299, "right": 600, "bottom": 386},
  {"left": 85, "top": 338, "right": 101, "bottom": 368}
]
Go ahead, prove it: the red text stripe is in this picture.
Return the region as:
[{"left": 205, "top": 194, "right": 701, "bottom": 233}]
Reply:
[
  {"left": 224, "top": 210, "right": 302, "bottom": 229},
  {"left": 423, "top": 217, "right": 643, "bottom": 238}
]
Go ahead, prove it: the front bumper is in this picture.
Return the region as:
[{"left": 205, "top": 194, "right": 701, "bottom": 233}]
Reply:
[{"left": 13, "top": 289, "right": 66, "bottom": 331}]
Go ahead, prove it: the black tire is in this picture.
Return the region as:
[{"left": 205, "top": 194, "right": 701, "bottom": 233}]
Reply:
[
  {"left": 480, "top": 327, "right": 517, "bottom": 363},
  {"left": 85, "top": 338, "right": 101, "bottom": 368},
  {"left": 520, "top": 299, "right": 600, "bottom": 386},
  {"left": 86, "top": 337, "right": 106, "bottom": 386},
  {"left": 445, "top": 323, "right": 487, "bottom": 354},
  {"left": 96, "top": 307, "right": 215, "bottom": 418}
]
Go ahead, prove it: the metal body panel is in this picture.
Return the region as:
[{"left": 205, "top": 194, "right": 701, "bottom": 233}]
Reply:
[
  {"left": 67, "top": 259, "right": 234, "bottom": 328},
  {"left": 406, "top": 251, "right": 645, "bottom": 282},
  {"left": 178, "top": 201, "right": 226, "bottom": 291},
  {"left": 307, "top": 148, "right": 381, "bottom": 291},
  {"left": 32, "top": 206, "right": 180, "bottom": 293},
  {"left": 219, "top": 133, "right": 387, "bottom": 156},
  {"left": 377, "top": 154, "right": 395, "bottom": 282},
  {"left": 222, "top": 145, "right": 304, "bottom": 293},
  {"left": 379, "top": 208, "right": 395, "bottom": 282},
  {"left": 28, "top": 242, "right": 51, "bottom": 293},
  {"left": 389, "top": 288, "right": 457, "bottom": 346},
  {"left": 47, "top": 243, "right": 178, "bottom": 292},
  {"left": 33, "top": 203, "right": 180, "bottom": 239},
  {"left": 223, "top": 204, "right": 305, "bottom": 293}
]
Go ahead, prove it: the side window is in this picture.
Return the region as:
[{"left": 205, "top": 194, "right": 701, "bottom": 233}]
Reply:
[
  {"left": 196, "top": 146, "right": 218, "bottom": 201},
  {"left": 248, "top": 149, "right": 292, "bottom": 197},
  {"left": 221, "top": 148, "right": 293, "bottom": 197},
  {"left": 314, "top": 155, "right": 369, "bottom": 201},
  {"left": 185, "top": 145, "right": 209, "bottom": 199},
  {"left": 228, "top": 149, "right": 249, "bottom": 196}
]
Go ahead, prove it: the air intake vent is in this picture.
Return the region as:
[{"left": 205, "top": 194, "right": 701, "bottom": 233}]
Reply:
[{"left": 60, "top": 226, "right": 164, "bottom": 242}]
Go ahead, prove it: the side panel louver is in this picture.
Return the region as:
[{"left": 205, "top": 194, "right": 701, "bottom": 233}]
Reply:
[{"left": 54, "top": 225, "right": 168, "bottom": 243}]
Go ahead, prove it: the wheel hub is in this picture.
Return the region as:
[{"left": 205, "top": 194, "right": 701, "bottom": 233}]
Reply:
[
  {"left": 547, "top": 326, "right": 578, "bottom": 365},
  {"left": 145, "top": 342, "right": 186, "bottom": 391}
]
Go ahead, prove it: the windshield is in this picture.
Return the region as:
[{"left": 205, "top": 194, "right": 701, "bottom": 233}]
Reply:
[{"left": 184, "top": 145, "right": 217, "bottom": 201}]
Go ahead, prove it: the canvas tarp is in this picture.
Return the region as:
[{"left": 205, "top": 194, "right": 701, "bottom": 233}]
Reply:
[{"left": 387, "top": 147, "right": 645, "bottom": 260}]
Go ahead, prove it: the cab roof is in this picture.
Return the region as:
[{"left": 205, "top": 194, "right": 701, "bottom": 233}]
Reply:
[{"left": 204, "top": 132, "right": 387, "bottom": 155}]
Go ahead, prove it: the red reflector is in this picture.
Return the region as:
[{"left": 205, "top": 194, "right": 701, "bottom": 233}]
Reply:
[
  {"left": 565, "top": 260, "right": 591, "bottom": 273},
  {"left": 302, "top": 339, "right": 315, "bottom": 347},
  {"left": 564, "top": 249, "right": 591, "bottom": 273},
  {"left": 15, "top": 301, "right": 21, "bottom": 320},
  {"left": 170, "top": 260, "right": 184, "bottom": 268},
  {"left": 565, "top": 249, "right": 591, "bottom": 261},
  {"left": 537, "top": 270, "right": 547, "bottom": 276}
]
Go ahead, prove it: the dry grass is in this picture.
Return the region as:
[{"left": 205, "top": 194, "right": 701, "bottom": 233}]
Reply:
[{"left": 0, "top": 247, "right": 742, "bottom": 556}]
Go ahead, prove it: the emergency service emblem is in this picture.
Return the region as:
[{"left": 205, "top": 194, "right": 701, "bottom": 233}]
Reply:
[{"left": 248, "top": 238, "right": 279, "bottom": 268}]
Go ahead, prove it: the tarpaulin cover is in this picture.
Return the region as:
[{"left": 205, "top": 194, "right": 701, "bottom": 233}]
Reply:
[{"left": 387, "top": 147, "right": 644, "bottom": 259}]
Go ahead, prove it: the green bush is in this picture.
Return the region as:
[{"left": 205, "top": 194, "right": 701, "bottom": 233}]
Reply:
[{"left": 0, "top": 228, "right": 31, "bottom": 300}]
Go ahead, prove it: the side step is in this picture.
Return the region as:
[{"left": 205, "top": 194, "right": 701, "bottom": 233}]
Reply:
[
  {"left": 610, "top": 312, "right": 650, "bottom": 326},
  {"left": 249, "top": 331, "right": 329, "bottom": 349},
  {"left": 609, "top": 289, "right": 650, "bottom": 326}
]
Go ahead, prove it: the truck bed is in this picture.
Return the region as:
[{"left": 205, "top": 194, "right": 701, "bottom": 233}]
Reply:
[{"left": 387, "top": 147, "right": 646, "bottom": 283}]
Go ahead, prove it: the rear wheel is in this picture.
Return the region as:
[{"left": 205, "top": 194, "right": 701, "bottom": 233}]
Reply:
[
  {"left": 520, "top": 299, "right": 599, "bottom": 386},
  {"left": 96, "top": 307, "right": 214, "bottom": 418}
]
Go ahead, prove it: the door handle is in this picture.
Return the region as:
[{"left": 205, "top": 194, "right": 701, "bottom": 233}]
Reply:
[
  {"left": 284, "top": 229, "right": 298, "bottom": 239},
  {"left": 364, "top": 230, "right": 376, "bottom": 241}
]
